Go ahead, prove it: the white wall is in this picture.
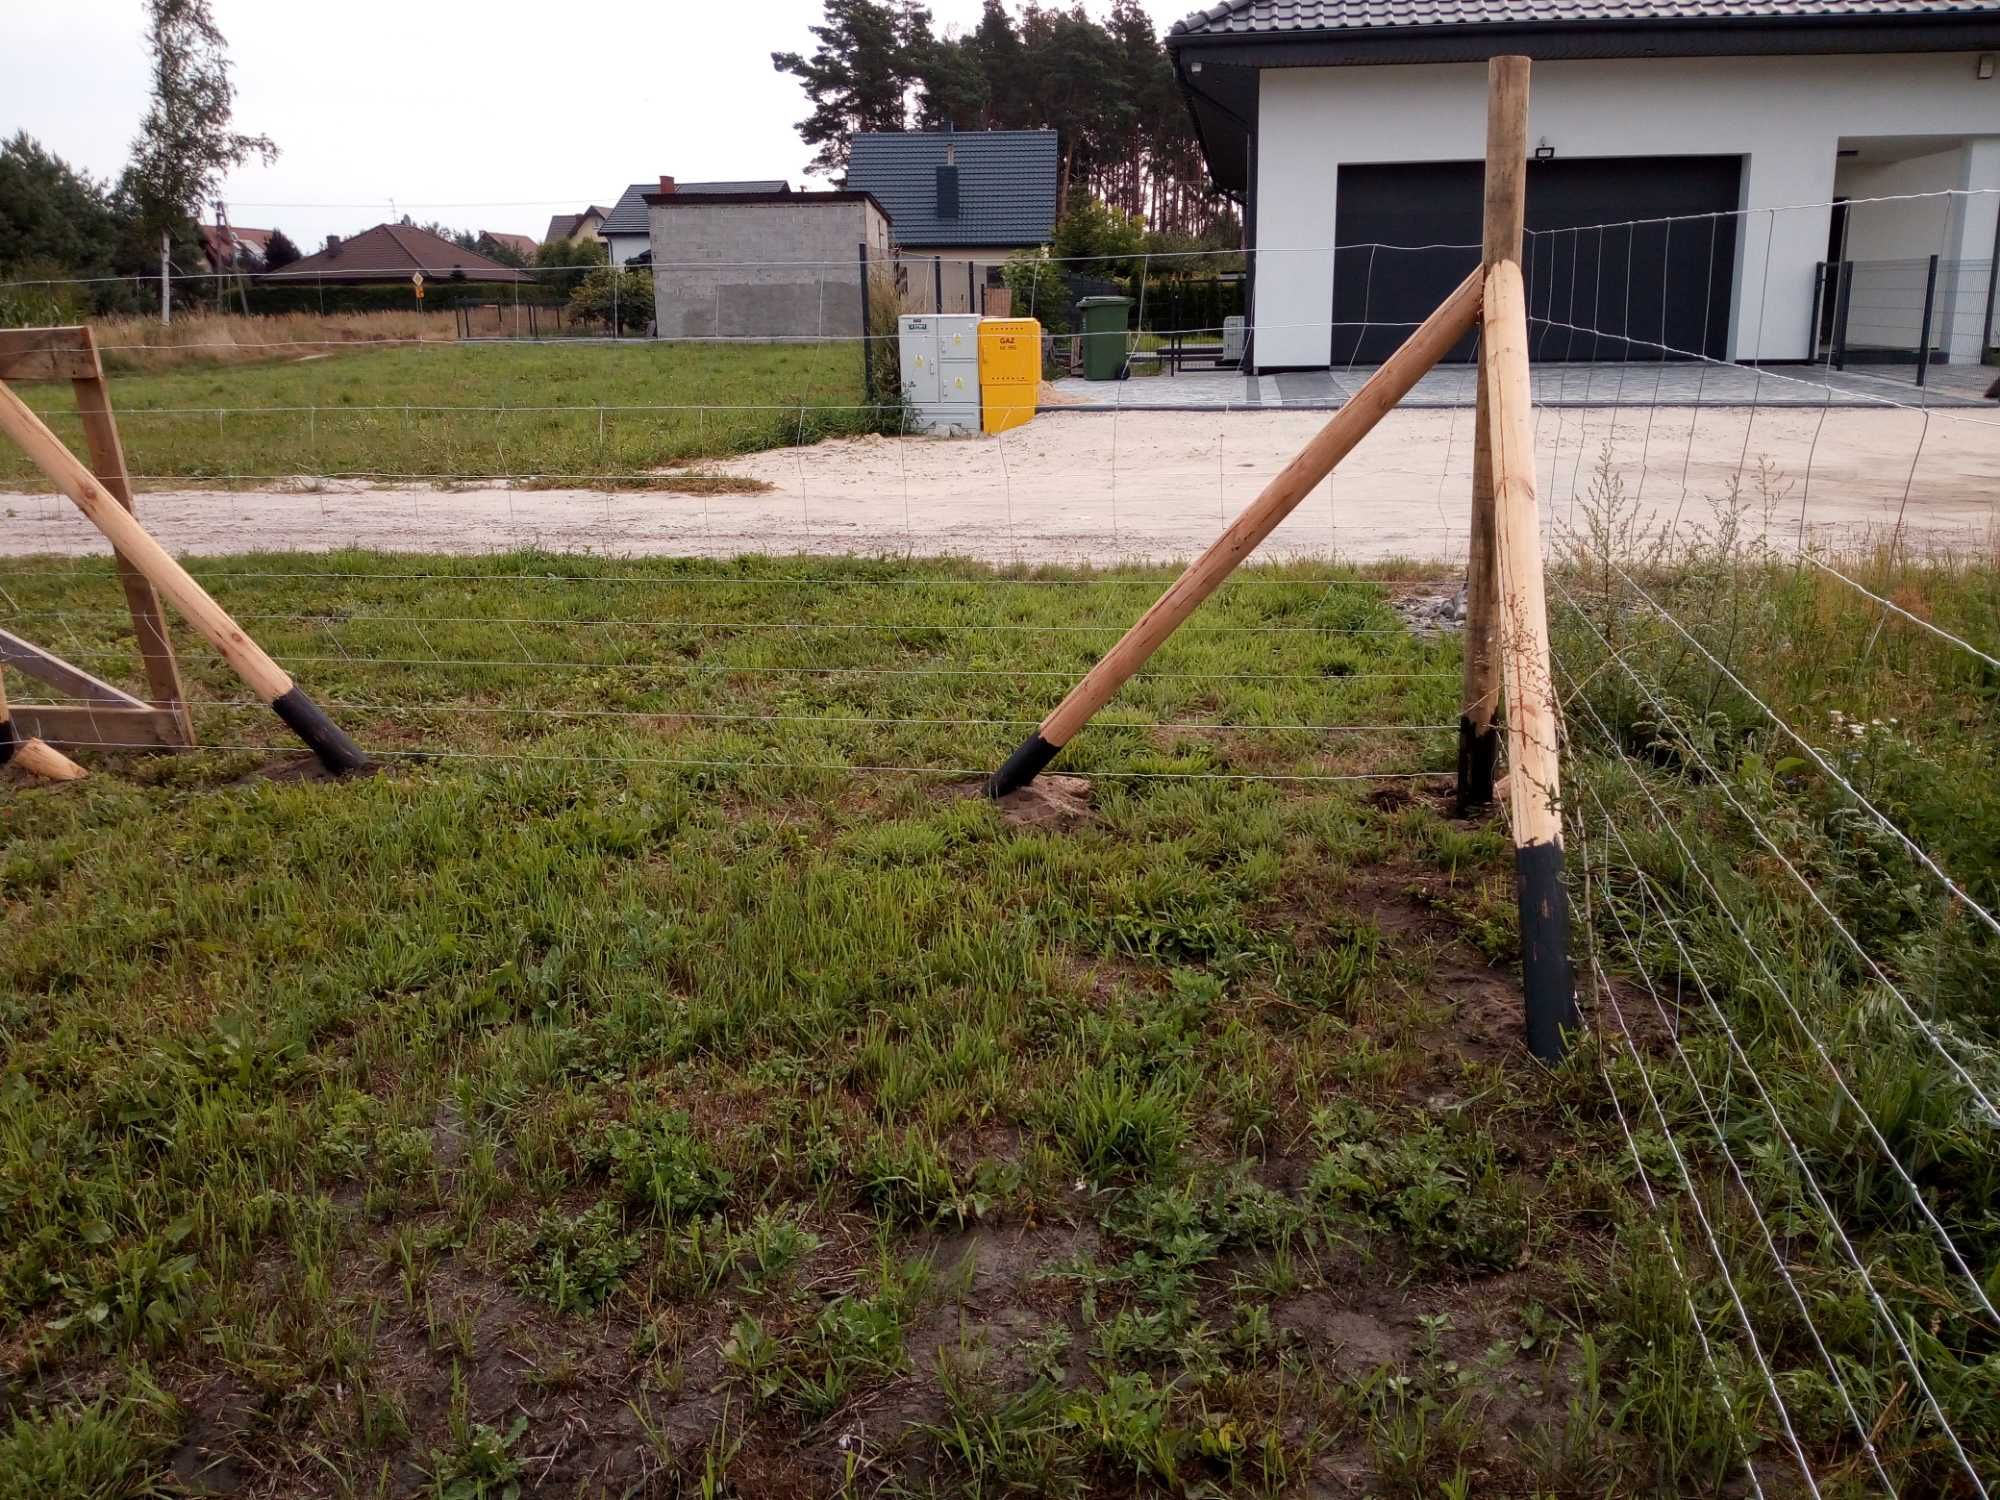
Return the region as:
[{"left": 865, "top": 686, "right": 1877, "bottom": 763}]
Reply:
[
  {"left": 605, "top": 233, "right": 649, "bottom": 267},
  {"left": 1255, "top": 51, "right": 2000, "bottom": 368},
  {"left": 1837, "top": 149, "right": 1965, "bottom": 261},
  {"left": 1833, "top": 145, "right": 2000, "bottom": 358}
]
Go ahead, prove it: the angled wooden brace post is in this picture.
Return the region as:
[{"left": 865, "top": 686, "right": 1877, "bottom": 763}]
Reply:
[
  {"left": 984, "top": 268, "right": 1484, "bottom": 797},
  {"left": 0, "top": 667, "right": 88, "bottom": 782},
  {"left": 0, "top": 379, "right": 369, "bottom": 775}
]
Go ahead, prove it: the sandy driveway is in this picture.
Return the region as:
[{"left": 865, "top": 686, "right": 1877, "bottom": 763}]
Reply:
[{"left": 3, "top": 405, "right": 1993, "bottom": 564}]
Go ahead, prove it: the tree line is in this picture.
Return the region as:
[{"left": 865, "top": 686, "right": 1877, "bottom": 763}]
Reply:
[
  {"left": 773, "top": 0, "right": 1235, "bottom": 245},
  {"left": 1, "top": 0, "right": 282, "bottom": 321}
]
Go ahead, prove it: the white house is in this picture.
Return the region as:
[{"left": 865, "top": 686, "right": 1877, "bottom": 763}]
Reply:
[{"left": 1167, "top": 0, "right": 2000, "bottom": 372}]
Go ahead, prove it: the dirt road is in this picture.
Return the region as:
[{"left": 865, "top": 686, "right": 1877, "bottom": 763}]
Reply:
[{"left": 3, "top": 405, "right": 1992, "bottom": 563}]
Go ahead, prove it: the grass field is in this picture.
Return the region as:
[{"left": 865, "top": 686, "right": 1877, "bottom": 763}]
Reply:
[
  {"left": 0, "top": 549, "right": 1995, "bottom": 1497},
  {"left": 5, "top": 341, "right": 875, "bottom": 490}
]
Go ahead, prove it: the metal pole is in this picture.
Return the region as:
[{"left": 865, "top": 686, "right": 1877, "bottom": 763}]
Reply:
[
  {"left": 1984, "top": 199, "right": 2000, "bottom": 360},
  {"left": 858, "top": 242, "right": 874, "bottom": 406},
  {"left": 1810, "top": 261, "right": 1827, "bottom": 360},
  {"left": 1833, "top": 261, "right": 1853, "bottom": 371},
  {"left": 160, "top": 231, "right": 171, "bottom": 326},
  {"left": 934, "top": 254, "right": 943, "bottom": 314},
  {"left": 1916, "top": 252, "right": 1939, "bottom": 389}
]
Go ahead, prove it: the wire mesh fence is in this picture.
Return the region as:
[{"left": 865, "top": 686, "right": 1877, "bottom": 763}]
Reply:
[{"left": 3, "top": 182, "right": 2000, "bottom": 1491}]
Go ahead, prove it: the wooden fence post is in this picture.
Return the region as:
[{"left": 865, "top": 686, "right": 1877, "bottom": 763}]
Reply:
[
  {"left": 70, "top": 328, "right": 195, "bottom": 745},
  {"left": 1484, "top": 256, "right": 1576, "bottom": 1062},
  {"left": 0, "top": 380, "right": 368, "bottom": 775},
  {"left": 1458, "top": 54, "right": 1531, "bottom": 815}
]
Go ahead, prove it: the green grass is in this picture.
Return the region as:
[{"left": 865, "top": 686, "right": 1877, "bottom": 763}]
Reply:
[
  {"left": 4, "top": 340, "right": 875, "bottom": 488},
  {"left": 0, "top": 548, "right": 1993, "bottom": 1496}
]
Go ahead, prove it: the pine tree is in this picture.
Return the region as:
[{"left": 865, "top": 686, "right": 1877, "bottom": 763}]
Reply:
[
  {"left": 772, "top": 0, "right": 931, "bottom": 176},
  {"left": 776, "top": 0, "right": 1235, "bottom": 240},
  {"left": 262, "top": 227, "right": 300, "bottom": 270}
]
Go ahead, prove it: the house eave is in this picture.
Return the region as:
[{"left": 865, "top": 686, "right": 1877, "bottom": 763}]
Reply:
[
  {"left": 1167, "top": 12, "right": 2000, "bottom": 194},
  {"left": 1164, "top": 12, "right": 2000, "bottom": 63}
]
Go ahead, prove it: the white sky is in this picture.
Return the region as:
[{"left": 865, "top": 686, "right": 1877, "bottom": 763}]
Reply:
[{"left": 2, "top": 0, "right": 1196, "bottom": 250}]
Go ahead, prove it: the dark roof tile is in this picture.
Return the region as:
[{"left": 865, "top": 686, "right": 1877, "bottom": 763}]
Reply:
[
  {"left": 599, "top": 180, "right": 791, "bottom": 236},
  {"left": 845, "top": 131, "right": 1059, "bottom": 248},
  {"left": 1172, "top": 0, "right": 2000, "bottom": 34}
]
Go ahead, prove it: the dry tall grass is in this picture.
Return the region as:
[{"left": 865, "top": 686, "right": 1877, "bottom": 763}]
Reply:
[{"left": 88, "top": 310, "right": 458, "bottom": 372}]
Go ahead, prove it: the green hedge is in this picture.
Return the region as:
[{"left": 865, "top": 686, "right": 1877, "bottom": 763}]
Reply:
[{"left": 241, "top": 279, "right": 566, "bottom": 316}]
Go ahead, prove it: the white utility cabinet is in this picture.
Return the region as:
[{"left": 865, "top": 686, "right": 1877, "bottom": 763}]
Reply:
[{"left": 899, "top": 313, "right": 982, "bottom": 436}]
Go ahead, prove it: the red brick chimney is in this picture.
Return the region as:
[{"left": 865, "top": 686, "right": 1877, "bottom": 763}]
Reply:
[{"left": 657, "top": 176, "right": 677, "bottom": 195}]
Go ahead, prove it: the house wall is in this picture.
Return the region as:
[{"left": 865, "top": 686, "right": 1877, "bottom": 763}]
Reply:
[
  {"left": 605, "top": 233, "right": 649, "bottom": 266},
  {"left": 890, "top": 250, "right": 1018, "bottom": 313},
  {"left": 1254, "top": 51, "right": 2000, "bottom": 368},
  {"left": 1834, "top": 144, "right": 2000, "bottom": 359},
  {"left": 647, "top": 200, "right": 891, "bottom": 338}
]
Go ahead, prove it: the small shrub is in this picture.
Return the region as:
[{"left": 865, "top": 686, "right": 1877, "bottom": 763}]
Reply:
[
  {"left": 594, "top": 1110, "right": 731, "bottom": 1222},
  {"left": 507, "top": 1203, "right": 638, "bottom": 1313}
]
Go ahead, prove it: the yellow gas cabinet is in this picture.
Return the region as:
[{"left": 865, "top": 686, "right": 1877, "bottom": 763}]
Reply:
[{"left": 978, "top": 318, "right": 1041, "bottom": 435}]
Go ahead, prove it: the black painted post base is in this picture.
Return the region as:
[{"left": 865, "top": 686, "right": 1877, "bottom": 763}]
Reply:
[
  {"left": 1516, "top": 839, "right": 1577, "bottom": 1062},
  {"left": 985, "top": 733, "right": 1059, "bottom": 799},
  {"left": 272, "top": 686, "right": 370, "bottom": 775},
  {"left": 1455, "top": 715, "right": 1499, "bottom": 816},
  {"left": 0, "top": 716, "right": 17, "bottom": 768}
]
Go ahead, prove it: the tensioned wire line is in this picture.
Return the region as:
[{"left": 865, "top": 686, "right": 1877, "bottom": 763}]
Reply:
[
  {"left": 74, "top": 311, "right": 1457, "bottom": 356},
  {"left": 1568, "top": 708, "right": 1992, "bottom": 1500},
  {"left": 1568, "top": 685, "right": 1971, "bottom": 1492},
  {"left": 1572, "top": 914, "right": 1770, "bottom": 1500},
  {"left": 1604, "top": 561, "right": 2000, "bottom": 942},
  {"left": 9, "top": 739, "right": 1447, "bottom": 784},
  {"left": 1551, "top": 585, "right": 2000, "bottom": 1335},
  {"left": 1575, "top": 832, "right": 1835, "bottom": 1497},
  {"left": 1788, "top": 552, "right": 2000, "bottom": 670},
  {"left": 11, "top": 694, "right": 1456, "bottom": 736},
  {"left": 1565, "top": 818, "right": 1817, "bottom": 1496},
  {"left": 9, "top": 186, "right": 1985, "bottom": 290},
  {"left": 0, "top": 607, "right": 1433, "bottom": 638},
  {"left": 0, "top": 566, "right": 1455, "bottom": 589},
  {"left": 1576, "top": 792, "right": 1888, "bottom": 1496},
  {"left": 1551, "top": 577, "right": 2000, "bottom": 1128},
  {"left": 0, "top": 239, "right": 1486, "bottom": 289},
  {"left": 19, "top": 644, "right": 1457, "bottom": 685},
  {"left": 1522, "top": 313, "right": 2000, "bottom": 430}
]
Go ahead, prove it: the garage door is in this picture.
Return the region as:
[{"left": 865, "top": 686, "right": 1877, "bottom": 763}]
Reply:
[{"left": 1330, "top": 156, "right": 1742, "bottom": 365}]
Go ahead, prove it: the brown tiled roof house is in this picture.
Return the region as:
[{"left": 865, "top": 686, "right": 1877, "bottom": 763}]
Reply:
[{"left": 266, "top": 222, "right": 533, "bottom": 283}]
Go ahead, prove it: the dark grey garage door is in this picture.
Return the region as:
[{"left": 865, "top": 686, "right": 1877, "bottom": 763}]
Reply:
[{"left": 1329, "top": 156, "right": 1742, "bottom": 365}]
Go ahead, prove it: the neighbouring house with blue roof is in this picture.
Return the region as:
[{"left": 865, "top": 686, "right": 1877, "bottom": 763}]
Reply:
[{"left": 845, "top": 130, "right": 1060, "bottom": 308}]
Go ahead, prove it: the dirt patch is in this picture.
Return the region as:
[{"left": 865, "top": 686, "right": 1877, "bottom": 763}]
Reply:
[
  {"left": 244, "top": 752, "right": 378, "bottom": 783},
  {"left": 990, "top": 773, "right": 1096, "bottom": 830},
  {"left": 940, "top": 772, "right": 1098, "bottom": 830}
]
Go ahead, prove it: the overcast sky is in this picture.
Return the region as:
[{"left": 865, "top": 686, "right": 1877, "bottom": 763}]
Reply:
[{"left": 3, "top": 0, "right": 1196, "bottom": 250}]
